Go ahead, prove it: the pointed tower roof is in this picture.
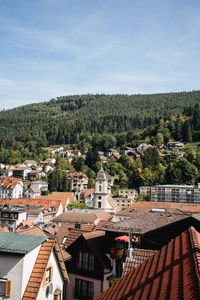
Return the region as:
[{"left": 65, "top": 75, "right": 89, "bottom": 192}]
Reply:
[{"left": 96, "top": 166, "right": 107, "bottom": 181}]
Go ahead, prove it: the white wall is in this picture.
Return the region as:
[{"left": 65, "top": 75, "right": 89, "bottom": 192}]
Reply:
[
  {"left": 21, "top": 245, "right": 41, "bottom": 297},
  {"left": 37, "top": 250, "right": 64, "bottom": 300}
]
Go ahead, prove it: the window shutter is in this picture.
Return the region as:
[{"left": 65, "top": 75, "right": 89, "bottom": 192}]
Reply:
[
  {"left": 50, "top": 266, "right": 53, "bottom": 282},
  {"left": 5, "top": 280, "right": 11, "bottom": 297}
]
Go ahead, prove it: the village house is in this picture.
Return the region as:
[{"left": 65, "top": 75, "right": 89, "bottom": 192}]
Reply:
[
  {"left": 136, "top": 143, "right": 153, "bottom": 152},
  {"left": 23, "top": 160, "right": 37, "bottom": 167},
  {"left": 36, "top": 191, "right": 75, "bottom": 212},
  {"left": 0, "top": 206, "right": 26, "bottom": 232},
  {"left": 50, "top": 146, "right": 64, "bottom": 154},
  {"left": 12, "top": 166, "right": 32, "bottom": 180},
  {"left": 104, "top": 148, "right": 120, "bottom": 158},
  {"left": 71, "top": 150, "right": 82, "bottom": 157},
  {"left": 0, "top": 232, "right": 69, "bottom": 300},
  {"left": 0, "top": 198, "right": 64, "bottom": 225},
  {"left": 1, "top": 166, "right": 14, "bottom": 178},
  {"left": 64, "top": 230, "right": 112, "bottom": 300},
  {"left": 40, "top": 158, "right": 56, "bottom": 166},
  {"left": 119, "top": 189, "right": 138, "bottom": 200},
  {"left": 167, "top": 141, "right": 184, "bottom": 150},
  {"left": 25, "top": 180, "right": 48, "bottom": 199},
  {"left": 79, "top": 189, "right": 94, "bottom": 207},
  {"left": 0, "top": 177, "right": 23, "bottom": 199},
  {"left": 70, "top": 172, "right": 88, "bottom": 192},
  {"left": 114, "top": 197, "right": 136, "bottom": 209}
]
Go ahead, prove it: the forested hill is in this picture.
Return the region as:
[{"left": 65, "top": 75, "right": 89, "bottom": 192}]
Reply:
[{"left": 0, "top": 91, "right": 200, "bottom": 147}]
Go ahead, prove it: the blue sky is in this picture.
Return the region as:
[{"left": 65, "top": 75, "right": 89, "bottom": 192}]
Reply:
[{"left": 0, "top": 0, "right": 200, "bottom": 109}]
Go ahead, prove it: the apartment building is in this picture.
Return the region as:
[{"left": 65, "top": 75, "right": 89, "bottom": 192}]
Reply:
[{"left": 140, "top": 184, "right": 200, "bottom": 203}]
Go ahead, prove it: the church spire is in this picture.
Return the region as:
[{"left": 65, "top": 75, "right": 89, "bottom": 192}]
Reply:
[{"left": 96, "top": 165, "right": 107, "bottom": 181}]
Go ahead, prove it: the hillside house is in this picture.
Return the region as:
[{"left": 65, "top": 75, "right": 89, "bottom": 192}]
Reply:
[
  {"left": 70, "top": 172, "right": 88, "bottom": 192},
  {"left": 0, "top": 177, "right": 23, "bottom": 199},
  {"left": 12, "top": 166, "right": 32, "bottom": 180},
  {"left": 25, "top": 181, "right": 48, "bottom": 199}
]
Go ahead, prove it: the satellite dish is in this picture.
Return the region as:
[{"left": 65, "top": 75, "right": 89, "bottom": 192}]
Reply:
[{"left": 49, "top": 282, "right": 53, "bottom": 294}]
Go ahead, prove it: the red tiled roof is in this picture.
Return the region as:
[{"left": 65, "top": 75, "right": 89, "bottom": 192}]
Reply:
[
  {"left": 84, "top": 189, "right": 94, "bottom": 198},
  {"left": 36, "top": 192, "right": 75, "bottom": 208},
  {"left": 122, "top": 249, "right": 157, "bottom": 276},
  {"left": 0, "top": 227, "right": 9, "bottom": 232},
  {"left": 18, "top": 226, "right": 47, "bottom": 237},
  {"left": 64, "top": 228, "right": 90, "bottom": 248},
  {"left": 0, "top": 198, "right": 62, "bottom": 214},
  {"left": 22, "top": 239, "right": 69, "bottom": 300},
  {"left": 95, "top": 226, "right": 200, "bottom": 300},
  {"left": 0, "top": 177, "right": 22, "bottom": 190},
  {"left": 22, "top": 239, "right": 54, "bottom": 300},
  {"left": 56, "top": 223, "right": 94, "bottom": 244}
]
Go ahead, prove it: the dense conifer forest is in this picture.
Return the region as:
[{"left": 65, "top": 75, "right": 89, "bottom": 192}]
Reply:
[{"left": 0, "top": 91, "right": 200, "bottom": 164}]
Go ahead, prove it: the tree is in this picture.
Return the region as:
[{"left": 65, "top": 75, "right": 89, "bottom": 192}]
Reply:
[
  {"left": 85, "top": 147, "right": 100, "bottom": 170},
  {"left": 142, "top": 147, "right": 160, "bottom": 169}
]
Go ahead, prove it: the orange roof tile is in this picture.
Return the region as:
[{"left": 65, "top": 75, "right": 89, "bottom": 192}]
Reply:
[
  {"left": 0, "top": 227, "right": 9, "bottom": 232},
  {"left": 122, "top": 249, "right": 157, "bottom": 276},
  {"left": 95, "top": 226, "right": 200, "bottom": 300},
  {"left": 56, "top": 223, "right": 95, "bottom": 244},
  {"left": 22, "top": 239, "right": 54, "bottom": 300},
  {"left": 22, "top": 238, "right": 69, "bottom": 300},
  {"left": 0, "top": 177, "right": 22, "bottom": 190},
  {"left": 0, "top": 198, "right": 62, "bottom": 215},
  {"left": 18, "top": 226, "right": 47, "bottom": 237},
  {"left": 36, "top": 192, "right": 75, "bottom": 208}
]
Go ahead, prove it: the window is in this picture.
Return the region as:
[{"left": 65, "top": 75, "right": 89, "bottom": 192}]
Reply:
[
  {"left": 99, "top": 185, "right": 102, "bottom": 192},
  {"left": 75, "top": 279, "right": 94, "bottom": 300},
  {"left": 98, "top": 201, "right": 101, "bottom": 208},
  {"left": 44, "top": 266, "right": 53, "bottom": 285},
  {"left": 0, "top": 279, "right": 11, "bottom": 297},
  {"left": 76, "top": 252, "right": 94, "bottom": 271},
  {"left": 2, "top": 213, "right": 9, "bottom": 218},
  {"left": 98, "top": 196, "right": 101, "bottom": 200}
]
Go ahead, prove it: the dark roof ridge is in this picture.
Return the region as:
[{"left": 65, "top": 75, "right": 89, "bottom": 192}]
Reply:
[{"left": 189, "top": 226, "right": 200, "bottom": 278}]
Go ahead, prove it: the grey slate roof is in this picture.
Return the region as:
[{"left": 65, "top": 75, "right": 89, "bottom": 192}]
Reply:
[
  {"left": 0, "top": 232, "right": 47, "bottom": 254},
  {"left": 98, "top": 211, "right": 189, "bottom": 234},
  {"left": 96, "top": 166, "right": 107, "bottom": 181}
]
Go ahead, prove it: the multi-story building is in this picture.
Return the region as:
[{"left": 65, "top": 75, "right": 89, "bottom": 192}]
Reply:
[
  {"left": 70, "top": 172, "right": 88, "bottom": 192},
  {"left": 114, "top": 197, "right": 135, "bottom": 209},
  {"left": 119, "top": 189, "right": 138, "bottom": 200},
  {"left": 0, "top": 206, "right": 26, "bottom": 232},
  {"left": 0, "top": 177, "right": 23, "bottom": 199},
  {"left": 141, "top": 184, "right": 200, "bottom": 203}
]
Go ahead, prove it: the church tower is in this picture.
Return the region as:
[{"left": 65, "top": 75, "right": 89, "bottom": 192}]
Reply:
[{"left": 93, "top": 166, "right": 111, "bottom": 210}]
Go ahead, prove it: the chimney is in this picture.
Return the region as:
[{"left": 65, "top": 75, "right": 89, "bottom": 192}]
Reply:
[
  {"left": 75, "top": 221, "right": 81, "bottom": 229},
  {"left": 128, "top": 232, "right": 133, "bottom": 259}
]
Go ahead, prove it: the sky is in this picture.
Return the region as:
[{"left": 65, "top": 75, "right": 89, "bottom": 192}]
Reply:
[{"left": 0, "top": 0, "right": 200, "bottom": 110}]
